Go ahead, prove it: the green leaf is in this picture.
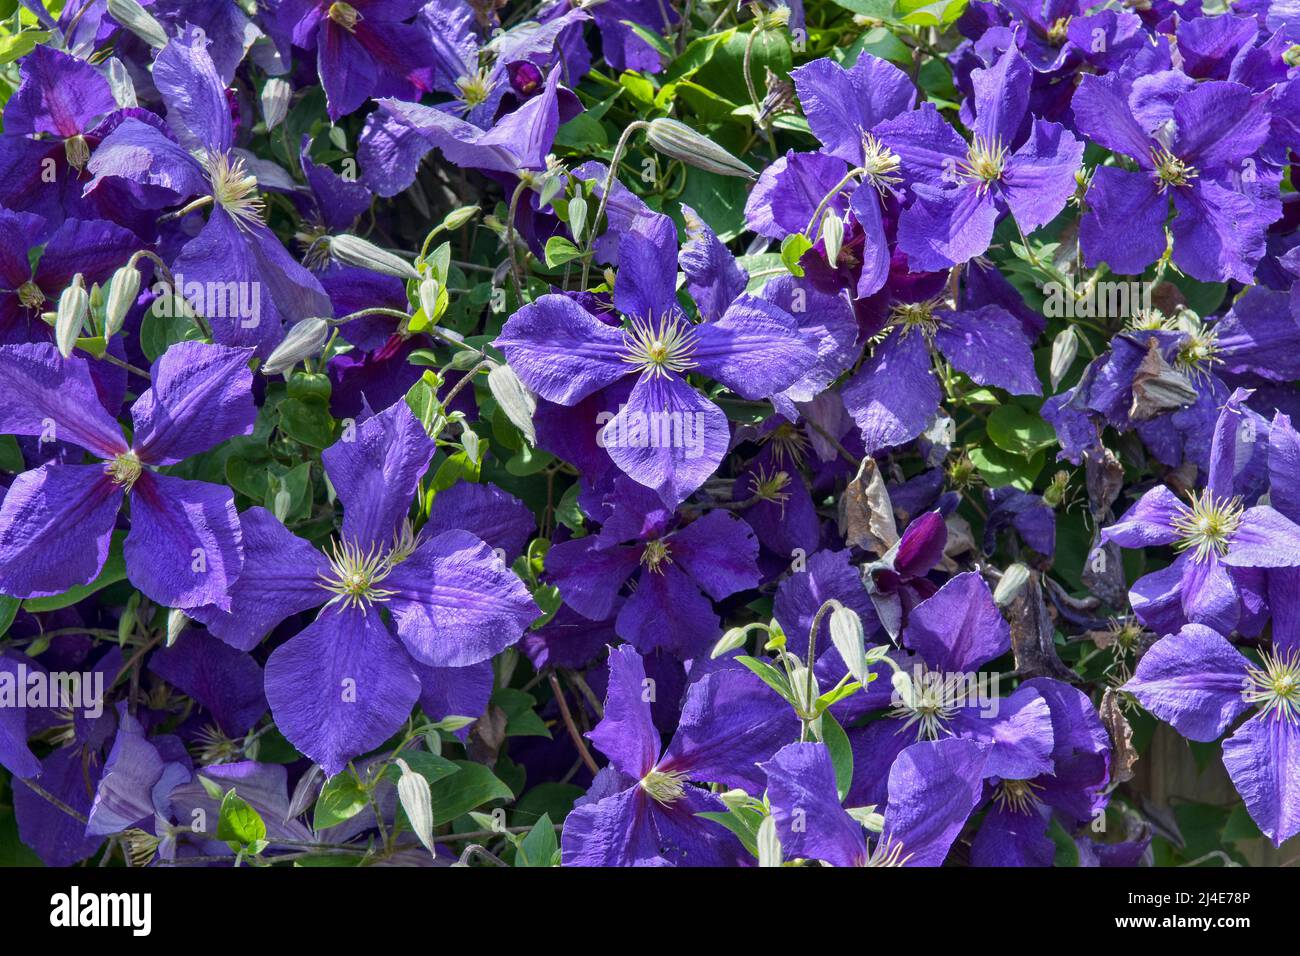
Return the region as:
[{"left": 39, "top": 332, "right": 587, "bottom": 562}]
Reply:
[
  {"left": 0, "top": 595, "right": 18, "bottom": 639},
  {"left": 513, "top": 813, "right": 558, "bottom": 867},
  {"left": 819, "top": 711, "right": 854, "bottom": 802},
  {"left": 139, "top": 299, "right": 201, "bottom": 362},
  {"left": 278, "top": 396, "right": 336, "bottom": 448},
  {"left": 968, "top": 444, "right": 1043, "bottom": 491},
  {"left": 780, "top": 234, "right": 813, "bottom": 277},
  {"left": 22, "top": 532, "right": 127, "bottom": 612},
  {"left": 543, "top": 235, "right": 583, "bottom": 268},
  {"left": 218, "top": 789, "right": 267, "bottom": 850},
  {"left": 493, "top": 688, "right": 552, "bottom": 739},
  {"left": 428, "top": 761, "right": 515, "bottom": 825},
  {"left": 986, "top": 405, "right": 1057, "bottom": 457},
  {"left": 313, "top": 773, "right": 369, "bottom": 831},
  {"left": 380, "top": 752, "right": 460, "bottom": 788},
  {"left": 0, "top": 434, "right": 25, "bottom": 472},
  {"left": 898, "top": 0, "right": 968, "bottom": 25},
  {"left": 734, "top": 655, "right": 795, "bottom": 705}
]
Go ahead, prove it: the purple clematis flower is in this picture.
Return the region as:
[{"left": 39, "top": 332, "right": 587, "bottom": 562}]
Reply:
[
  {"left": 762, "top": 736, "right": 990, "bottom": 866},
  {"left": 969, "top": 678, "right": 1112, "bottom": 866},
  {"left": 847, "top": 571, "right": 1056, "bottom": 807},
  {"left": 1123, "top": 623, "right": 1300, "bottom": 846},
  {"left": 840, "top": 288, "right": 1042, "bottom": 456},
  {"left": 547, "top": 477, "right": 761, "bottom": 659},
  {"left": 85, "top": 31, "right": 330, "bottom": 356},
  {"left": 0, "top": 341, "right": 253, "bottom": 609},
  {"left": 878, "top": 45, "right": 1083, "bottom": 270},
  {"left": 1071, "top": 71, "right": 1278, "bottom": 282},
  {"left": 1101, "top": 391, "right": 1300, "bottom": 636},
  {"left": 358, "top": 65, "right": 577, "bottom": 197},
  {"left": 0, "top": 208, "right": 137, "bottom": 344},
  {"left": 187, "top": 400, "right": 536, "bottom": 777},
  {"left": 560, "top": 645, "right": 799, "bottom": 866},
  {"left": 495, "top": 215, "right": 817, "bottom": 506},
  {"left": 270, "top": 0, "right": 435, "bottom": 120},
  {"left": 0, "top": 45, "right": 146, "bottom": 231}
]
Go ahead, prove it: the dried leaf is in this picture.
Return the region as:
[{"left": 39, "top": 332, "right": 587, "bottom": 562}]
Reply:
[
  {"left": 1006, "top": 570, "right": 1078, "bottom": 682},
  {"left": 1101, "top": 689, "right": 1138, "bottom": 784},
  {"left": 1129, "top": 337, "right": 1197, "bottom": 421},
  {"left": 839, "top": 458, "right": 898, "bottom": 555}
]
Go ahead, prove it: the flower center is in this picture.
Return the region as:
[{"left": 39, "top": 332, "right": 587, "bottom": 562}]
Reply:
[
  {"left": 455, "top": 68, "right": 495, "bottom": 110},
  {"left": 64, "top": 134, "right": 90, "bottom": 170},
  {"left": 319, "top": 538, "right": 398, "bottom": 611},
  {"left": 621, "top": 315, "right": 698, "bottom": 379},
  {"left": 327, "top": 1, "right": 362, "bottom": 30},
  {"left": 1243, "top": 649, "right": 1300, "bottom": 724},
  {"left": 861, "top": 134, "right": 902, "bottom": 191},
  {"left": 889, "top": 667, "right": 963, "bottom": 741},
  {"left": 1047, "top": 16, "right": 1072, "bottom": 45},
  {"left": 993, "top": 778, "right": 1044, "bottom": 814},
  {"left": 748, "top": 466, "right": 791, "bottom": 513},
  {"left": 105, "top": 451, "right": 143, "bottom": 491},
  {"left": 960, "top": 135, "right": 1007, "bottom": 191},
  {"left": 1173, "top": 316, "right": 1221, "bottom": 379},
  {"left": 639, "top": 768, "right": 688, "bottom": 805},
  {"left": 1170, "top": 489, "right": 1244, "bottom": 563},
  {"left": 640, "top": 539, "right": 673, "bottom": 574},
  {"left": 762, "top": 423, "right": 808, "bottom": 468},
  {"left": 16, "top": 280, "right": 45, "bottom": 309},
  {"left": 1152, "top": 146, "right": 1196, "bottom": 191},
  {"left": 888, "top": 299, "right": 941, "bottom": 339},
  {"left": 204, "top": 151, "right": 264, "bottom": 231}
]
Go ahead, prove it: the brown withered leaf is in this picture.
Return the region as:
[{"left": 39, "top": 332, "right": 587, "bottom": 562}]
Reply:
[
  {"left": 1083, "top": 444, "right": 1124, "bottom": 519},
  {"left": 466, "top": 703, "right": 507, "bottom": 765},
  {"left": 1101, "top": 688, "right": 1138, "bottom": 784},
  {"left": 1129, "top": 337, "right": 1197, "bottom": 421},
  {"left": 1006, "top": 569, "right": 1079, "bottom": 682},
  {"left": 1082, "top": 537, "right": 1128, "bottom": 609},
  {"left": 839, "top": 457, "right": 898, "bottom": 555}
]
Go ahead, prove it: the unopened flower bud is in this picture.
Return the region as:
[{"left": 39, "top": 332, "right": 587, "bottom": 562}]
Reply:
[
  {"left": 891, "top": 670, "right": 915, "bottom": 709},
  {"left": 994, "top": 562, "right": 1032, "bottom": 607},
  {"left": 1049, "top": 326, "right": 1078, "bottom": 391},
  {"left": 261, "top": 77, "right": 292, "bottom": 131},
  {"left": 645, "top": 118, "right": 757, "bottom": 180},
  {"left": 166, "top": 608, "right": 188, "bottom": 647},
  {"left": 711, "top": 626, "right": 750, "bottom": 659},
  {"left": 828, "top": 603, "right": 867, "bottom": 683},
  {"left": 55, "top": 275, "right": 88, "bottom": 358},
  {"left": 821, "top": 214, "right": 844, "bottom": 266},
  {"left": 104, "top": 265, "right": 141, "bottom": 338},
  {"left": 418, "top": 278, "right": 441, "bottom": 319},
  {"left": 568, "top": 195, "right": 588, "bottom": 241},
  {"left": 262, "top": 317, "right": 329, "bottom": 375},
  {"left": 107, "top": 0, "right": 169, "bottom": 48},
  {"left": 329, "top": 234, "right": 420, "bottom": 280},
  {"left": 1285, "top": 44, "right": 1300, "bottom": 67}
]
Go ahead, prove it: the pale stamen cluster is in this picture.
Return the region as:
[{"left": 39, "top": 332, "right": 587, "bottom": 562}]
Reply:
[
  {"left": 1243, "top": 648, "right": 1300, "bottom": 724},
  {"left": 1170, "top": 488, "right": 1244, "bottom": 563},
  {"left": 204, "top": 151, "right": 265, "bottom": 231},
  {"left": 620, "top": 315, "right": 698, "bottom": 379}
]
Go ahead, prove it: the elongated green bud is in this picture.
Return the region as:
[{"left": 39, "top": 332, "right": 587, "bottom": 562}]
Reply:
[
  {"left": 107, "top": 0, "right": 168, "bottom": 48},
  {"left": 105, "top": 265, "right": 141, "bottom": 338},
  {"left": 262, "top": 317, "right": 329, "bottom": 375},
  {"left": 329, "top": 234, "right": 420, "bottom": 280},
  {"left": 645, "top": 118, "right": 757, "bottom": 179},
  {"left": 56, "top": 275, "right": 88, "bottom": 358}
]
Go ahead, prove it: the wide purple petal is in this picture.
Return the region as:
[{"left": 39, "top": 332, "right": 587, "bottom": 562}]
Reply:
[
  {"left": 842, "top": 331, "right": 940, "bottom": 455},
  {"left": 1221, "top": 713, "right": 1300, "bottom": 847},
  {"left": 322, "top": 400, "right": 434, "bottom": 550},
  {"left": 1121, "top": 624, "right": 1251, "bottom": 742},
  {"left": 385, "top": 530, "right": 537, "bottom": 667},
  {"left": 493, "top": 293, "right": 629, "bottom": 404},
  {"left": 761, "top": 741, "right": 867, "bottom": 866},
  {"left": 883, "top": 737, "right": 989, "bottom": 866},
  {"left": 188, "top": 506, "right": 328, "bottom": 651},
  {"left": 130, "top": 342, "right": 256, "bottom": 465},
  {"left": 124, "top": 473, "right": 242, "bottom": 611},
  {"left": 903, "top": 571, "right": 1010, "bottom": 673},
  {"left": 0, "top": 463, "right": 122, "bottom": 598},
  {"left": 0, "top": 344, "right": 126, "bottom": 457},
  {"left": 587, "top": 644, "right": 661, "bottom": 779},
  {"left": 264, "top": 604, "right": 420, "bottom": 777}
]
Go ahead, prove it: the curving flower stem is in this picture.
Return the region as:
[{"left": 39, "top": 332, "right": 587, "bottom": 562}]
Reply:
[{"left": 580, "top": 120, "right": 649, "bottom": 289}]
